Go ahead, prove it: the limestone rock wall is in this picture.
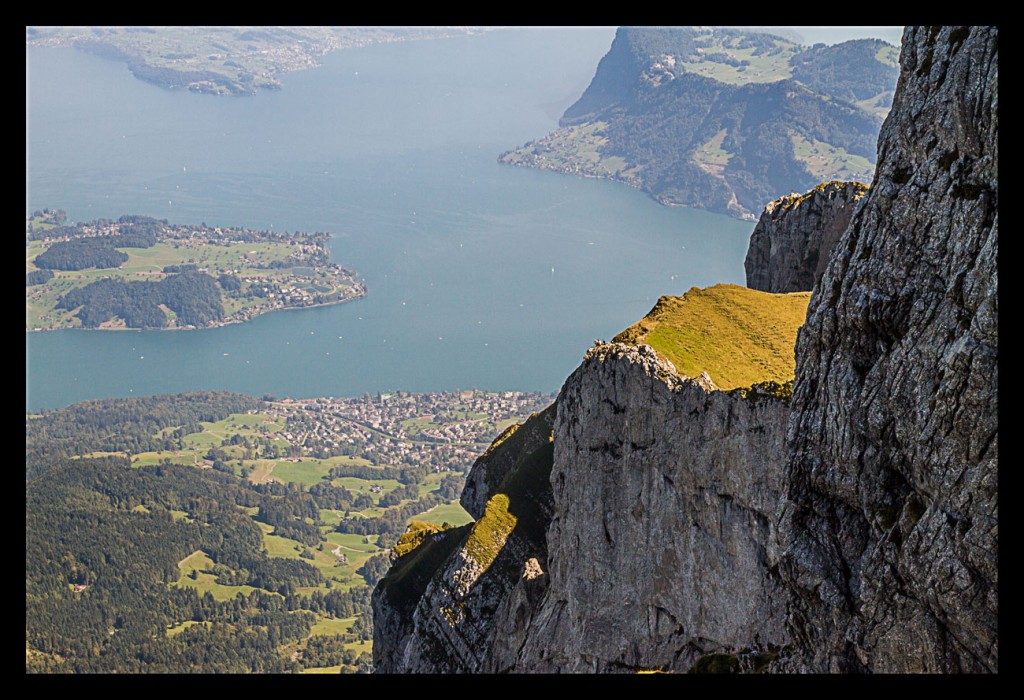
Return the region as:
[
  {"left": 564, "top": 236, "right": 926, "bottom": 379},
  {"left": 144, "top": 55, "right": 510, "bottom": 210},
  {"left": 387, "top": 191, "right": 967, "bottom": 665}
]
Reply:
[
  {"left": 779, "top": 25, "right": 998, "bottom": 673},
  {"left": 506, "top": 344, "right": 790, "bottom": 672},
  {"left": 744, "top": 180, "right": 869, "bottom": 293}
]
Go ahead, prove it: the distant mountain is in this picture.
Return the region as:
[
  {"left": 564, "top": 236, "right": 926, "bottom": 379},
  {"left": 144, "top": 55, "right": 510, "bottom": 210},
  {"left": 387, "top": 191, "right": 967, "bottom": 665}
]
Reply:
[{"left": 500, "top": 26, "right": 899, "bottom": 219}]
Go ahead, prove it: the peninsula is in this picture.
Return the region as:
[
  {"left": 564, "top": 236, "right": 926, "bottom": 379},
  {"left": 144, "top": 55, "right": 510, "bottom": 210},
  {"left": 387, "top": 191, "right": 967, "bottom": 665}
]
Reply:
[
  {"left": 26, "top": 26, "right": 487, "bottom": 95},
  {"left": 26, "top": 210, "right": 366, "bottom": 331}
]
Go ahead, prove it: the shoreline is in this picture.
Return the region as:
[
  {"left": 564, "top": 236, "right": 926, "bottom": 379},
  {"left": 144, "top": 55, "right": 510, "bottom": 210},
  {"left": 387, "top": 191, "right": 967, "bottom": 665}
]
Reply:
[
  {"left": 498, "top": 156, "right": 757, "bottom": 221},
  {"left": 26, "top": 285, "right": 366, "bottom": 333}
]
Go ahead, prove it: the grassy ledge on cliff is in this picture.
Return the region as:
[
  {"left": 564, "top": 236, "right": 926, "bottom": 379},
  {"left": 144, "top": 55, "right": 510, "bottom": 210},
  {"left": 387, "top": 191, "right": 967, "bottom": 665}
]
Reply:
[
  {"left": 377, "top": 522, "right": 473, "bottom": 616},
  {"left": 613, "top": 283, "right": 810, "bottom": 390},
  {"left": 390, "top": 410, "right": 555, "bottom": 583}
]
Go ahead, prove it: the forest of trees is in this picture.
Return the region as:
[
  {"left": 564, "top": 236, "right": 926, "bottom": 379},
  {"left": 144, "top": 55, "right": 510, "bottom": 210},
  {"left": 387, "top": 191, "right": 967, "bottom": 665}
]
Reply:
[
  {"left": 26, "top": 444, "right": 372, "bottom": 672},
  {"left": 790, "top": 39, "right": 899, "bottom": 103},
  {"left": 31, "top": 221, "right": 159, "bottom": 271},
  {"left": 56, "top": 270, "right": 226, "bottom": 328},
  {"left": 25, "top": 390, "right": 481, "bottom": 672},
  {"left": 27, "top": 269, "right": 54, "bottom": 286},
  {"left": 33, "top": 238, "right": 129, "bottom": 271}
]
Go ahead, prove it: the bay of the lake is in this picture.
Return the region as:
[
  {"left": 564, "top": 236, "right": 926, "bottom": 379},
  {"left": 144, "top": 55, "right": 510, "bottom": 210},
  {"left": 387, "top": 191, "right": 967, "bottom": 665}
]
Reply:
[{"left": 26, "top": 28, "right": 755, "bottom": 411}]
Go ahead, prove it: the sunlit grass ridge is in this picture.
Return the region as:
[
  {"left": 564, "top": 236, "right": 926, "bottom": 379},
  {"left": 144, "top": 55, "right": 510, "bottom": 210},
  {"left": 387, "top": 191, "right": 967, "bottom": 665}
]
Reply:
[{"left": 613, "top": 283, "right": 810, "bottom": 390}]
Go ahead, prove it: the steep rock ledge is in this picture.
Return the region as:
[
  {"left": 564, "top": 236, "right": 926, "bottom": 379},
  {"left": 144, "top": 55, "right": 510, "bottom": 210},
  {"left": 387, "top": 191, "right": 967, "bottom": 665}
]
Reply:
[
  {"left": 374, "top": 341, "right": 796, "bottom": 673},
  {"left": 460, "top": 405, "right": 556, "bottom": 520},
  {"left": 506, "top": 343, "right": 790, "bottom": 672},
  {"left": 744, "top": 181, "right": 869, "bottom": 293},
  {"left": 373, "top": 407, "right": 556, "bottom": 673},
  {"left": 779, "top": 25, "right": 998, "bottom": 673}
]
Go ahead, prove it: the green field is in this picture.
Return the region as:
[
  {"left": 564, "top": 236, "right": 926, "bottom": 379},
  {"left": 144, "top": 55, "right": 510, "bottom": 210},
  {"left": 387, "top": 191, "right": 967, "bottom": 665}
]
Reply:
[
  {"left": 310, "top": 616, "right": 359, "bottom": 636},
  {"left": 131, "top": 449, "right": 201, "bottom": 467},
  {"left": 791, "top": 134, "right": 874, "bottom": 183},
  {"left": 678, "top": 32, "right": 799, "bottom": 85},
  {"left": 261, "top": 525, "right": 375, "bottom": 590},
  {"left": 181, "top": 413, "right": 284, "bottom": 443},
  {"left": 325, "top": 533, "right": 382, "bottom": 552},
  {"left": 692, "top": 129, "right": 734, "bottom": 178},
  {"left": 613, "top": 284, "right": 810, "bottom": 390},
  {"left": 247, "top": 460, "right": 278, "bottom": 484},
  {"left": 854, "top": 91, "right": 895, "bottom": 118},
  {"left": 421, "top": 472, "right": 444, "bottom": 493},
  {"left": 273, "top": 459, "right": 333, "bottom": 486},
  {"left": 174, "top": 550, "right": 261, "bottom": 601},
  {"left": 127, "top": 412, "right": 290, "bottom": 475},
  {"left": 409, "top": 501, "right": 473, "bottom": 526},
  {"left": 875, "top": 44, "right": 900, "bottom": 66},
  {"left": 165, "top": 620, "right": 212, "bottom": 638},
  {"left": 300, "top": 665, "right": 344, "bottom": 674},
  {"left": 332, "top": 476, "right": 401, "bottom": 494},
  {"left": 399, "top": 416, "right": 436, "bottom": 434},
  {"left": 319, "top": 509, "right": 343, "bottom": 525},
  {"left": 345, "top": 639, "right": 373, "bottom": 655}
]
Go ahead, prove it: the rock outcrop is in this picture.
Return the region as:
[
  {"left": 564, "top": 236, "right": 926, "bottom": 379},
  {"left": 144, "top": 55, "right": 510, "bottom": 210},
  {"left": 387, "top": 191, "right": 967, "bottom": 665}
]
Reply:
[
  {"left": 744, "top": 181, "right": 869, "bottom": 293},
  {"left": 373, "top": 343, "right": 794, "bottom": 673},
  {"left": 372, "top": 26, "right": 997, "bottom": 674},
  {"left": 779, "top": 25, "right": 997, "bottom": 673},
  {"left": 503, "top": 344, "right": 791, "bottom": 672},
  {"left": 373, "top": 406, "right": 557, "bottom": 673}
]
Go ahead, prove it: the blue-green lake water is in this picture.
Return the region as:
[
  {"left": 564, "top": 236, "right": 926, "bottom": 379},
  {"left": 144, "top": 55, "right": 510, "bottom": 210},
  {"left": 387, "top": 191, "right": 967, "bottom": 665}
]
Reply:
[{"left": 26, "top": 28, "right": 758, "bottom": 411}]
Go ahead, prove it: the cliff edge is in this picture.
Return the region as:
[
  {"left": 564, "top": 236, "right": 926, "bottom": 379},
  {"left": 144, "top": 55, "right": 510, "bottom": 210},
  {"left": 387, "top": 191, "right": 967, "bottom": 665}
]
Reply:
[
  {"left": 744, "top": 181, "right": 869, "bottom": 293},
  {"left": 374, "top": 286, "right": 809, "bottom": 672},
  {"left": 373, "top": 26, "right": 997, "bottom": 674},
  {"left": 779, "top": 25, "right": 997, "bottom": 673}
]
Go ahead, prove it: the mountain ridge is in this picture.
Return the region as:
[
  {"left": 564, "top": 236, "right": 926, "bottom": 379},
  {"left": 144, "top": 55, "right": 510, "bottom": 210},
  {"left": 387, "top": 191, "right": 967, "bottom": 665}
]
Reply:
[{"left": 374, "top": 25, "right": 997, "bottom": 673}]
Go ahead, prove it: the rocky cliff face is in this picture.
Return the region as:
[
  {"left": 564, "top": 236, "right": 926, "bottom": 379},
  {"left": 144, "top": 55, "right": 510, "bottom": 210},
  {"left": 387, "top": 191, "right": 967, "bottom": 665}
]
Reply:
[
  {"left": 373, "top": 343, "right": 793, "bottom": 673},
  {"left": 372, "top": 406, "right": 557, "bottom": 673},
  {"left": 503, "top": 344, "right": 791, "bottom": 672},
  {"left": 779, "top": 25, "right": 997, "bottom": 673},
  {"left": 745, "top": 181, "right": 869, "bottom": 293},
  {"left": 372, "top": 26, "right": 997, "bottom": 674}
]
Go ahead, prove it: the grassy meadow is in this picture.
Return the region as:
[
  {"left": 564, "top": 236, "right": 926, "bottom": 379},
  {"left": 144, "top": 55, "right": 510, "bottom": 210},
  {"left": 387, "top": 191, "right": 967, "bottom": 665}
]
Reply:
[{"left": 614, "top": 283, "right": 810, "bottom": 390}]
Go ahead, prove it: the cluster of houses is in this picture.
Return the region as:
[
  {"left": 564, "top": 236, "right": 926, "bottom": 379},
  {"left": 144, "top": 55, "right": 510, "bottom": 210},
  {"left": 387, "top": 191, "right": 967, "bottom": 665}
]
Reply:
[{"left": 259, "top": 390, "right": 555, "bottom": 473}]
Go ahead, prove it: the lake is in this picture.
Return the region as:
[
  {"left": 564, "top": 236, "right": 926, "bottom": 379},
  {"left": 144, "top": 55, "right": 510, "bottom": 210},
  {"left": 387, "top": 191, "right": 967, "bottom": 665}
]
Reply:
[{"left": 26, "top": 27, "right": 760, "bottom": 411}]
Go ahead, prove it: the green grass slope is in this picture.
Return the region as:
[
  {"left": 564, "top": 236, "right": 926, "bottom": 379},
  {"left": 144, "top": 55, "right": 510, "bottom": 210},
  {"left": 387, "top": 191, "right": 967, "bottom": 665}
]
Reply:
[{"left": 613, "top": 283, "right": 810, "bottom": 390}]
